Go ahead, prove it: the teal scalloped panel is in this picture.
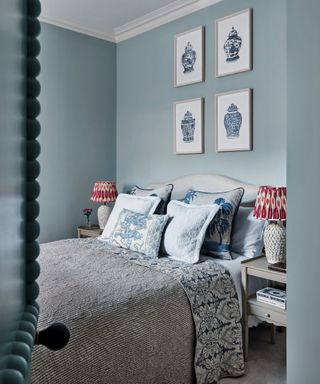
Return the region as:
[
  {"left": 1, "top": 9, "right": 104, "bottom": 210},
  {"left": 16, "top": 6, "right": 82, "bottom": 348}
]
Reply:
[{"left": 0, "top": 1, "right": 41, "bottom": 382}]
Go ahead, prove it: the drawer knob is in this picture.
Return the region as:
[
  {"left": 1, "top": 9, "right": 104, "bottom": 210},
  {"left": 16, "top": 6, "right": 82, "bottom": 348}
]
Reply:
[{"left": 265, "top": 313, "right": 271, "bottom": 318}]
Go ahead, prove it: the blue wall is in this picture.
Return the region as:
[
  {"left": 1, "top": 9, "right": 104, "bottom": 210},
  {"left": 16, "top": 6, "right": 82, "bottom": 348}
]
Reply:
[
  {"left": 117, "top": 0, "right": 286, "bottom": 191},
  {"left": 287, "top": 0, "right": 320, "bottom": 382},
  {"left": 38, "top": 24, "right": 117, "bottom": 243},
  {"left": 38, "top": 0, "right": 287, "bottom": 242}
]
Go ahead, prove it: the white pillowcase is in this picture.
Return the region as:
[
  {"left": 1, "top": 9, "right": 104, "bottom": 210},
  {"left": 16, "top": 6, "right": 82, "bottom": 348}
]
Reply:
[
  {"left": 231, "top": 207, "right": 266, "bottom": 258},
  {"left": 101, "top": 193, "right": 161, "bottom": 239},
  {"left": 161, "top": 200, "right": 220, "bottom": 264}
]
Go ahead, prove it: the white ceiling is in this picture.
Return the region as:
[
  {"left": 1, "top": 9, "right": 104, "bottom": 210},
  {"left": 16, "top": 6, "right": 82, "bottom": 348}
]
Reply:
[{"left": 39, "top": 0, "right": 222, "bottom": 42}]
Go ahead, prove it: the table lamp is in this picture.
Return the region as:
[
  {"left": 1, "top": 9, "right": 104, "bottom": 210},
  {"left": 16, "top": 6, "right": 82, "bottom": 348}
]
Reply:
[
  {"left": 253, "top": 186, "right": 287, "bottom": 264},
  {"left": 91, "top": 181, "right": 118, "bottom": 229}
]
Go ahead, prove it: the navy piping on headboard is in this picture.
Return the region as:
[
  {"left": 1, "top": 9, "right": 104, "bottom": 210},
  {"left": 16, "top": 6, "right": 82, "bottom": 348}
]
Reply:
[{"left": 0, "top": 1, "right": 41, "bottom": 383}]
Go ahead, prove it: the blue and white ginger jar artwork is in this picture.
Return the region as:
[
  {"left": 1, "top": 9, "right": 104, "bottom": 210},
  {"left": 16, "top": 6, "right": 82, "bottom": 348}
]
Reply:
[
  {"left": 224, "top": 27, "right": 242, "bottom": 62},
  {"left": 224, "top": 103, "right": 242, "bottom": 138},
  {"left": 181, "top": 42, "right": 197, "bottom": 73},
  {"left": 181, "top": 110, "right": 195, "bottom": 142}
]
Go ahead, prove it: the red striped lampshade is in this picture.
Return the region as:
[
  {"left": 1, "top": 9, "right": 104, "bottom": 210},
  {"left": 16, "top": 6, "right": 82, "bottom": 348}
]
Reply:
[
  {"left": 253, "top": 186, "right": 287, "bottom": 221},
  {"left": 90, "top": 181, "right": 118, "bottom": 203}
]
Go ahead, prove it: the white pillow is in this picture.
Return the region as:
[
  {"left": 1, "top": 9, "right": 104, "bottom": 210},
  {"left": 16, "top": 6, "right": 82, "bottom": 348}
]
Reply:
[
  {"left": 161, "top": 200, "right": 220, "bottom": 264},
  {"left": 231, "top": 207, "right": 266, "bottom": 258},
  {"left": 101, "top": 193, "right": 161, "bottom": 239}
]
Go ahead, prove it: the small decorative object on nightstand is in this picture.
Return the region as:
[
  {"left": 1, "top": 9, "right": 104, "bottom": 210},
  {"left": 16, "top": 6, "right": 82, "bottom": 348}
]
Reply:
[
  {"left": 91, "top": 181, "right": 118, "bottom": 229},
  {"left": 83, "top": 208, "right": 93, "bottom": 228},
  {"left": 253, "top": 186, "right": 287, "bottom": 265}
]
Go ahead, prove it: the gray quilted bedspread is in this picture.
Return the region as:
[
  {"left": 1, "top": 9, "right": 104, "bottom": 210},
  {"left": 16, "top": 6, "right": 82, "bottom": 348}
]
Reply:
[{"left": 31, "top": 238, "right": 244, "bottom": 384}]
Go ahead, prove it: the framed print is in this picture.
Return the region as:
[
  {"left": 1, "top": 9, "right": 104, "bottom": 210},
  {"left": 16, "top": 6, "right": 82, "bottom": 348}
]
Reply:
[
  {"left": 174, "top": 26, "right": 204, "bottom": 87},
  {"left": 174, "top": 98, "right": 203, "bottom": 154},
  {"left": 215, "top": 88, "right": 252, "bottom": 152},
  {"left": 215, "top": 8, "right": 252, "bottom": 77}
]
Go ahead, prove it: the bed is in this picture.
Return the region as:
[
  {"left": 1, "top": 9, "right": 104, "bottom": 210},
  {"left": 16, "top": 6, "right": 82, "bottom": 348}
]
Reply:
[{"left": 31, "top": 174, "right": 260, "bottom": 384}]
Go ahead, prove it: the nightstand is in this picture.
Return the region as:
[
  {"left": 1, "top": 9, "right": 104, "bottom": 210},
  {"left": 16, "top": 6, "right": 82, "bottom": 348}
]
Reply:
[
  {"left": 241, "top": 255, "right": 287, "bottom": 361},
  {"left": 77, "top": 225, "right": 103, "bottom": 238}
]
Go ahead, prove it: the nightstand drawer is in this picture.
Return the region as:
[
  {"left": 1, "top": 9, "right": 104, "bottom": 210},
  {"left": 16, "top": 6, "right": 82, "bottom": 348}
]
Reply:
[{"left": 249, "top": 297, "right": 287, "bottom": 326}]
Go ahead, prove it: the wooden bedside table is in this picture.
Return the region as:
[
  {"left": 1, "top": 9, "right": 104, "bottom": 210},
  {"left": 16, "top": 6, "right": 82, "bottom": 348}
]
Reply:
[
  {"left": 241, "top": 255, "right": 287, "bottom": 361},
  {"left": 77, "top": 225, "right": 103, "bottom": 238}
]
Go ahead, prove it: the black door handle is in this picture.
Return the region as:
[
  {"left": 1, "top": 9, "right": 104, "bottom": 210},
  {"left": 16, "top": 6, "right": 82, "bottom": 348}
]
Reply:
[{"left": 35, "top": 323, "right": 70, "bottom": 351}]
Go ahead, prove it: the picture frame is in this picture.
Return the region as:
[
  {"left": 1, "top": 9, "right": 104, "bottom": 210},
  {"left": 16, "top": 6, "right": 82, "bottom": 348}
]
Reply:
[
  {"left": 215, "top": 8, "right": 252, "bottom": 78},
  {"left": 174, "top": 26, "right": 204, "bottom": 87},
  {"left": 173, "top": 97, "right": 204, "bottom": 154},
  {"left": 215, "top": 88, "right": 252, "bottom": 152}
]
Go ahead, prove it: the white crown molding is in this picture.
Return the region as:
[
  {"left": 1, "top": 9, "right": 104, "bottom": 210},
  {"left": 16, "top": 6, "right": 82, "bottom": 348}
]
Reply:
[
  {"left": 39, "top": 0, "right": 223, "bottom": 44},
  {"left": 114, "top": 0, "right": 223, "bottom": 43},
  {"left": 39, "top": 15, "right": 116, "bottom": 43}
]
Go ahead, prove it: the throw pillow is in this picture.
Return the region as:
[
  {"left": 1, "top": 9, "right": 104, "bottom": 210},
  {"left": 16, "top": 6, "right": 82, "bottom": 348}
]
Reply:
[
  {"left": 130, "top": 184, "right": 174, "bottom": 214},
  {"left": 231, "top": 207, "right": 266, "bottom": 258},
  {"left": 183, "top": 188, "right": 244, "bottom": 260},
  {"left": 161, "top": 200, "right": 220, "bottom": 264},
  {"left": 101, "top": 193, "right": 161, "bottom": 239},
  {"left": 110, "top": 209, "right": 169, "bottom": 257}
]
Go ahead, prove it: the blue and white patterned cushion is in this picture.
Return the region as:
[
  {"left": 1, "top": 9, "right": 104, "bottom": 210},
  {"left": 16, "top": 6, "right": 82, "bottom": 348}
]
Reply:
[
  {"left": 161, "top": 200, "right": 220, "bottom": 264},
  {"left": 130, "top": 184, "right": 174, "bottom": 214},
  {"left": 101, "top": 193, "right": 161, "bottom": 239},
  {"left": 110, "top": 209, "right": 169, "bottom": 258},
  {"left": 183, "top": 188, "right": 244, "bottom": 260}
]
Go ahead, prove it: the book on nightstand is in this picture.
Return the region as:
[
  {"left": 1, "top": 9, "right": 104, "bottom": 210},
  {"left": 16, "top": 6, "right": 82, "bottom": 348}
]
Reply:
[
  {"left": 256, "top": 287, "right": 287, "bottom": 310},
  {"left": 267, "top": 262, "right": 287, "bottom": 273}
]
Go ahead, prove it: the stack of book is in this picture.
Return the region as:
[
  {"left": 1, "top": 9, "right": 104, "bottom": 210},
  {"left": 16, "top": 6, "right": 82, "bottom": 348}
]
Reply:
[{"left": 256, "top": 287, "right": 287, "bottom": 310}]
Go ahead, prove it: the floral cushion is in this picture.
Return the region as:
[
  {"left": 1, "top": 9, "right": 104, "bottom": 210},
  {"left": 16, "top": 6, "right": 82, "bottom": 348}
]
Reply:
[
  {"left": 183, "top": 188, "right": 244, "bottom": 260},
  {"left": 161, "top": 200, "right": 220, "bottom": 264},
  {"left": 101, "top": 193, "right": 161, "bottom": 239},
  {"left": 130, "top": 184, "right": 174, "bottom": 214},
  {"left": 110, "top": 209, "right": 169, "bottom": 258}
]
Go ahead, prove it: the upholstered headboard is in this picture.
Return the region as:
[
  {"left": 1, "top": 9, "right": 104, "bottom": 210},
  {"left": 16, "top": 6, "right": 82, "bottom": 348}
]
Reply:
[{"left": 148, "top": 173, "right": 258, "bottom": 207}]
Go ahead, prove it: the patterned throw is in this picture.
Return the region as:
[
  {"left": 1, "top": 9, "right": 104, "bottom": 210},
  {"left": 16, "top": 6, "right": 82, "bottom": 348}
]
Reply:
[{"left": 93, "top": 239, "right": 245, "bottom": 383}]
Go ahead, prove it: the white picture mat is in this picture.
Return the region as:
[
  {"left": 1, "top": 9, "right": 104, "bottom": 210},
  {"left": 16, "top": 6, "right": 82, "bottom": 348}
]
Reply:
[
  {"left": 216, "top": 8, "right": 252, "bottom": 77},
  {"left": 174, "top": 98, "right": 203, "bottom": 154},
  {"left": 215, "top": 89, "right": 252, "bottom": 152},
  {"left": 175, "top": 26, "right": 204, "bottom": 87}
]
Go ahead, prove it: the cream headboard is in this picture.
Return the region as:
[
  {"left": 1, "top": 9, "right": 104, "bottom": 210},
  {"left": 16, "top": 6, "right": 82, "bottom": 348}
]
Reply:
[{"left": 148, "top": 173, "right": 259, "bottom": 207}]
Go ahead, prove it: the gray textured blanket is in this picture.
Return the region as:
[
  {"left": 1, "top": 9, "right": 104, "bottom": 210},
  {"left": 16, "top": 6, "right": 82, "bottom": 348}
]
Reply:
[{"left": 31, "top": 238, "right": 244, "bottom": 383}]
